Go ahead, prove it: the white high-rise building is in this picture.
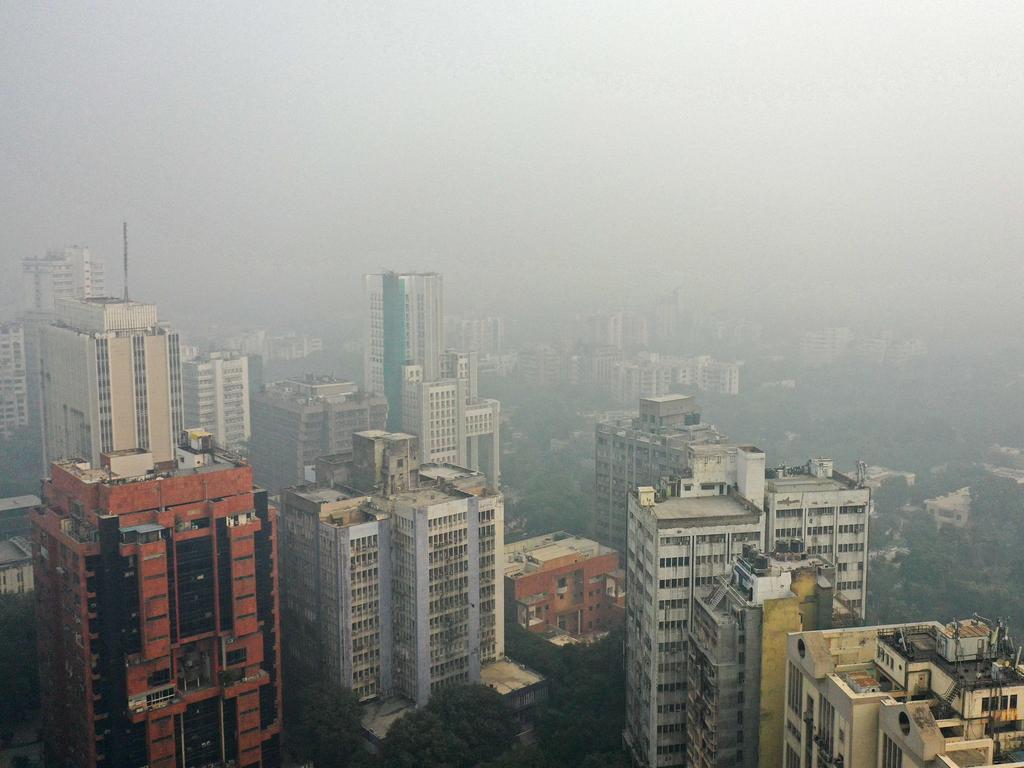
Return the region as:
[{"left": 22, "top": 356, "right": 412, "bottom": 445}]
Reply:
[
  {"left": 624, "top": 476, "right": 766, "bottom": 768},
  {"left": 22, "top": 246, "right": 106, "bottom": 313},
  {"left": 21, "top": 247, "right": 108, "bottom": 446},
  {"left": 0, "top": 322, "right": 29, "bottom": 436},
  {"left": 364, "top": 272, "right": 445, "bottom": 427},
  {"left": 182, "top": 352, "right": 251, "bottom": 449},
  {"left": 279, "top": 455, "right": 504, "bottom": 707},
  {"left": 40, "top": 298, "right": 183, "bottom": 466},
  {"left": 764, "top": 458, "right": 870, "bottom": 618},
  {"left": 401, "top": 350, "right": 500, "bottom": 484},
  {"left": 363, "top": 272, "right": 500, "bottom": 484},
  {"left": 445, "top": 316, "right": 505, "bottom": 356}
]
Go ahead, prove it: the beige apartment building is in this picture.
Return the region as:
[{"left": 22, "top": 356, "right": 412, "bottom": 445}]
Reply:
[
  {"left": 40, "top": 298, "right": 183, "bottom": 466},
  {"left": 279, "top": 444, "right": 504, "bottom": 708},
  {"left": 784, "top": 619, "right": 1024, "bottom": 768}
]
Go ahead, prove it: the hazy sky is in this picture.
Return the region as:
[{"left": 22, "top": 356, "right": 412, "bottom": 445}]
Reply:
[{"left": 3, "top": 2, "right": 1023, "bottom": 336}]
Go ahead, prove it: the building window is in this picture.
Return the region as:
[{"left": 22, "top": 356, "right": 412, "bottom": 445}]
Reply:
[
  {"left": 787, "top": 662, "right": 802, "bottom": 714},
  {"left": 882, "top": 734, "right": 902, "bottom": 768}
]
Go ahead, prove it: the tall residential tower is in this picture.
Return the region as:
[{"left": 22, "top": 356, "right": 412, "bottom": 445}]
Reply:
[
  {"left": 32, "top": 432, "right": 282, "bottom": 768},
  {"left": 279, "top": 443, "right": 504, "bottom": 707},
  {"left": 40, "top": 298, "right": 183, "bottom": 466},
  {"left": 364, "top": 272, "right": 444, "bottom": 429}
]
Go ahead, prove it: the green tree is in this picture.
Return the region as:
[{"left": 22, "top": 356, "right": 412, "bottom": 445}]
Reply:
[
  {"left": 382, "top": 684, "right": 517, "bottom": 768},
  {"left": 504, "top": 624, "right": 628, "bottom": 767},
  {"left": 424, "top": 684, "right": 518, "bottom": 763},
  {"left": 381, "top": 709, "right": 468, "bottom": 768},
  {"left": 0, "top": 593, "right": 39, "bottom": 724},
  {"left": 287, "top": 682, "right": 369, "bottom": 768},
  {"left": 480, "top": 745, "right": 554, "bottom": 768}
]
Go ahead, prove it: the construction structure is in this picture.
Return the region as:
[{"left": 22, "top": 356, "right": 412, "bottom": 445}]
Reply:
[
  {"left": 686, "top": 544, "right": 841, "bottom": 768},
  {"left": 505, "top": 531, "right": 624, "bottom": 639},
  {"left": 248, "top": 376, "right": 387, "bottom": 491},
  {"left": 31, "top": 430, "right": 282, "bottom": 768},
  {"left": 278, "top": 446, "right": 504, "bottom": 708},
  {"left": 623, "top": 480, "right": 765, "bottom": 768},
  {"left": 765, "top": 459, "right": 870, "bottom": 617},
  {"left": 39, "top": 298, "right": 184, "bottom": 467},
  {"left": 784, "top": 617, "right": 1024, "bottom": 767}
]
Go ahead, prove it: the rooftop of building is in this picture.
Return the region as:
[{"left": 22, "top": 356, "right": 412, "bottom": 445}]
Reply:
[
  {"left": 183, "top": 350, "right": 247, "bottom": 363},
  {"left": 925, "top": 487, "right": 972, "bottom": 513},
  {"left": 645, "top": 491, "right": 762, "bottom": 527},
  {"left": 53, "top": 434, "right": 248, "bottom": 486},
  {"left": 0, "top": 536, "right": 32, "bottom": 566},
  {"left": 72, "top": 296, "right": 151, "bottom": 306},
  {"left": 642, "top": 394, "right": 696, "bottom": 404},
  {"left": 506, "top": 531, "right": 617, "bottom": 577},
  {"left": 766, "top": 461, "right": 865, "bottom": 493},
  {"left": 417, "top": 463, "right": 480, "bottom": 483},
  {"left": 480, "top": 658, "right": 546, "bottom": 696},
  {"left": 257, "top": 376, "right": 374, "bottom": 405},
  {"left": 354, "top": 429, "right": 417, "bottom": 441},
  {"left": 280, "top": 485, "right": 379, "bottom": 526},
  {"left": 392, "top": 484, "right": 474, "bottom": 508},
  {"left": 803, "top": 619, "right": 1024, "bottom": 697},
  {"left": 361, "top": 697, "right": 416, "bottom": 743},
  {"left": 375, "top": 269, "right": 442, "bottom": 277},
  {"left": 737, "top": 541, "right": 833, "bottom": 576},
  {"left": 288, "top": 486, "right": 357, "bottom": 505},
  {"left": 0, "top": 495, "right": 41, "bottom": 513}
]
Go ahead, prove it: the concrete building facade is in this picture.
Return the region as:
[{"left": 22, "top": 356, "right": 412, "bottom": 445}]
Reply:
[
  {"left": 686, "top": 545, "right": 838, "bottom": 768},
  {"left": 40, "top": 298, "right": 184, "bottom": 467},
  {"left": 445, "top": 316, "right": 505, "bottom": 356},
  {"left": 0, "top": 494, "right": 41, "bottom": 540},
  {"left": 765, "top": 459, "right": 870, "bottom": 617},
  {"left": 22, "top": 246, "right": 106, "bottom": 313},
  {"left": 32, "top": 433, "right": 282, "bottom": 768},
  {"left": 279, "top": 457, "right": 504, "bottom": 708},
  {"left": 248, "top": 377, "right": 387, "bottom": 491},
  {"left": 784, "top": 619, "right": 1024, "bottom": 768},
  {"left": 594, "top": 394, "right": 730, "bottom": 553},
  {"left": 0, "top": 321, "right": 29, "bottom": 436},
  {"left": 401, "top": 358, "right": 501, "bottom": 485},
  {"left": 624, "top": 483, "right": 765, "bottom": 768},
  {"left": 182, "top": 352, "right": 251, "bottom": 449},
  {"left": 0, "top": 536, "right": 33, "bottom": 594}
]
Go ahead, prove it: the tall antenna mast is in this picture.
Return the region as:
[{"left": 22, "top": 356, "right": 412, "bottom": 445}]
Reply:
[{"left": 122, "top": 221, "right": 129, "bottom": 302}]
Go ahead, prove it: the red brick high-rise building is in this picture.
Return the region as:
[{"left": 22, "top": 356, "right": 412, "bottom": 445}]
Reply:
[{"left": 32, "top": 430, "right": 282, "bottom": 768}]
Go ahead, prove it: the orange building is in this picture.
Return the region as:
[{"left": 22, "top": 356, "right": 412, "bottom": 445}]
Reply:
[
  {"left": 32, "top": 431, "right": 282, "bottom": 768},
  {"left": 505, "top": 531, "right": 624, "bottom": 638}
]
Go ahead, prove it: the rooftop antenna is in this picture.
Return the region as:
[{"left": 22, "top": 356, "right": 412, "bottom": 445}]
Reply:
[{"left": 122, "top": 221, "right": 129, "bottom": 302}]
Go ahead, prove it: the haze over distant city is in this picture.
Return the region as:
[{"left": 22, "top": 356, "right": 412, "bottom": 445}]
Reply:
[{"left": 3, "top": 2, "right": 1024, "bottom": 341}]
